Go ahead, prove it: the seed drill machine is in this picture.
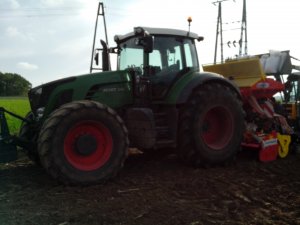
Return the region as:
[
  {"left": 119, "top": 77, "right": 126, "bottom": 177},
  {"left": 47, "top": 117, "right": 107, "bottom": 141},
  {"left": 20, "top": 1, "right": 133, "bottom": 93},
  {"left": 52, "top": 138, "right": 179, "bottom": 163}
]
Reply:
[{"left": 204, "top": 50, "right": 300, "bottom": 162}]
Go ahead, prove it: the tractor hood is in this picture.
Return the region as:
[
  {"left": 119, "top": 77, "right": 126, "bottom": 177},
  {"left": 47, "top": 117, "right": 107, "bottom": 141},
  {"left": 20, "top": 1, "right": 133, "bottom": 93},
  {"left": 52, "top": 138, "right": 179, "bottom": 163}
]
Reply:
[
  {"left": 28, "top": 76, "right": 76, "bottom": 117},
  {"left": 28, "top": 70, "right": 133, "bottom": 119}
]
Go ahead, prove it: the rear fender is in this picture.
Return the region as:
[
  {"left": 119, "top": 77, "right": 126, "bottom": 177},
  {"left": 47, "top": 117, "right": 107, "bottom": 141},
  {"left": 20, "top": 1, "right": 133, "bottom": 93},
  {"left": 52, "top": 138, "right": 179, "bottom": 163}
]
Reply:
[{"left": 165, "top": 71, "right": 241, "bottom": 105}]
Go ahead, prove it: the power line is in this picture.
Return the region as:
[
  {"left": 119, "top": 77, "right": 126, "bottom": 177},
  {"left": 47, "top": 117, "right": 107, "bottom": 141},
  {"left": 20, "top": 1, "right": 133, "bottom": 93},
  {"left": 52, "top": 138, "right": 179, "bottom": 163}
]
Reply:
[
  {"left": 0, "top": 6, "right": 89, "bottom": 19},
  {"left": 0, "top": 5, "right": 86, "bottom": 18},
  {"left": 0, "top": 6, "right": 82, "bottom": 11},
  {"left": 0, "top": 13, "right": 81, "bottom": 19},
  {"left": 0, "top": 5, "right": 128, "bottom": 19}
]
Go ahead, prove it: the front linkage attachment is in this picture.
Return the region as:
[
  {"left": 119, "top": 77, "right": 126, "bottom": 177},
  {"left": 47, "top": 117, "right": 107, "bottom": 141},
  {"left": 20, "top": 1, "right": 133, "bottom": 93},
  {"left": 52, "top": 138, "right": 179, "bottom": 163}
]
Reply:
[{"left": 0, "top": 107, "right": 31, "bottom": 163}]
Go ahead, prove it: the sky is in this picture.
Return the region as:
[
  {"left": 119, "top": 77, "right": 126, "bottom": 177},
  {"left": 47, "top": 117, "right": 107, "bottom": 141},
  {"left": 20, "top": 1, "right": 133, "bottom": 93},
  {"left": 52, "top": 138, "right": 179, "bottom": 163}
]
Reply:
[{"left": 0, "top": 0, "right": 300, "bottom": 87}]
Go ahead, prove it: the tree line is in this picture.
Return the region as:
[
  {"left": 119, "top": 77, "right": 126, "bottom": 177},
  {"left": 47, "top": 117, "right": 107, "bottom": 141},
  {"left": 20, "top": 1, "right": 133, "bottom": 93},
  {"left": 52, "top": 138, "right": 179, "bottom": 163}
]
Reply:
[{"left": 0, "top": 72, "right": 32, "bottom": 96}]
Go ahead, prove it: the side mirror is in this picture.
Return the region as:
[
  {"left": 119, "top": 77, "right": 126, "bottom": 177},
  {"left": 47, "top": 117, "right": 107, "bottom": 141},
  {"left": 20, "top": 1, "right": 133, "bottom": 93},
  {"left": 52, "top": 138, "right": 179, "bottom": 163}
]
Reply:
[
  {"left": 135, "top": 36, "right": 153, "bottom": 53},
  {"left": 94, "top": 52, "right": 99, "bottom": 65}
]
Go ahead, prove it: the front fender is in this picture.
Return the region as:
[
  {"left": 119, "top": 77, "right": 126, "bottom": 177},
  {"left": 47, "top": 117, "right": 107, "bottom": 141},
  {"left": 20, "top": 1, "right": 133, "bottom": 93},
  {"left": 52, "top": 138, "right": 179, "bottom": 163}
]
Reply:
[{"left": 165, "top": 71, "right": 241, "bottom": 104}]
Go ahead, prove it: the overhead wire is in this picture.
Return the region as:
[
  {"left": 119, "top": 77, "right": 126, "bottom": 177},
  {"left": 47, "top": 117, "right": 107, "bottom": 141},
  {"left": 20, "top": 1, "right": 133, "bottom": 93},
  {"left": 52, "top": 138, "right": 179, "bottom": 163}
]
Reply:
[
  {"left": 0, "top": 6, "right": 82, "bottom": 11},
  {"left": 0, "top": 4, "right": 215, "bottom": 25},
  {"left": 0, "top": 6, "right": 131, "bottom": 19},
  {"left": 0, "top": 6, "right": 84, "bottom": 19},
  {"left": 0, "top": 14, "right": 81, "bottom": 18}
]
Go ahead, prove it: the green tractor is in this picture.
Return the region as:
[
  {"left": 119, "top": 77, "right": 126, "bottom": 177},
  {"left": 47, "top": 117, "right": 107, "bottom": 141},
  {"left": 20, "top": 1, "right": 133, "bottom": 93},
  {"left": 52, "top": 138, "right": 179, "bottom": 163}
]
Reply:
[{"left": 0, "top": 25, "right": 245, "bottom": 185}]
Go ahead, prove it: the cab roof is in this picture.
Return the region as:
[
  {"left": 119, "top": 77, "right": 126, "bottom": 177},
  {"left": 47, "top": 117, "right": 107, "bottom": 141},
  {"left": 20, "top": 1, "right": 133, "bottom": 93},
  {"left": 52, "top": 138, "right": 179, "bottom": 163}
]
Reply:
[{"left": 114, "top": 26, "right": 203, "bottom": 43}]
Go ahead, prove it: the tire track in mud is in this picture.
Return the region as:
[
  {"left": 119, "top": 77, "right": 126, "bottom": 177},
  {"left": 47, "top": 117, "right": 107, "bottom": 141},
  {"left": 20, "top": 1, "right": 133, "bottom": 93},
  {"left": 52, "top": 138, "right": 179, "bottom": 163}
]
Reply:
[{"left": 0, "top": 151, "right": 300, "bottom": 225}]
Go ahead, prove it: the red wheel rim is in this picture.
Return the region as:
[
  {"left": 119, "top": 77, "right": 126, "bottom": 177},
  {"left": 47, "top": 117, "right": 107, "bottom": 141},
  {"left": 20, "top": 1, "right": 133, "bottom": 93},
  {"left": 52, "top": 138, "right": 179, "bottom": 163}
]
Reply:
[
  {"left": 200, "top": 106, "right": 233, "bottom": 150},
  {"left": 64, "top": 121, "right": 113, "bottom": 171}
]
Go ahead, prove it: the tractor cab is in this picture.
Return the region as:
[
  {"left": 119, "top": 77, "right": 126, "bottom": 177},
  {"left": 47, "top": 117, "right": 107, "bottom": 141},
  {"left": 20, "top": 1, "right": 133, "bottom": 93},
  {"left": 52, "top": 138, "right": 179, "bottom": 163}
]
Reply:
[
  {"left": 282, "top": 72, "right": 300, "bottom": 131},
  {"left": 286, "top": 72, "right": 300, "bottom": 103},
  {"left": 103, "top": 27, "right": 203, "bottom": 101}
]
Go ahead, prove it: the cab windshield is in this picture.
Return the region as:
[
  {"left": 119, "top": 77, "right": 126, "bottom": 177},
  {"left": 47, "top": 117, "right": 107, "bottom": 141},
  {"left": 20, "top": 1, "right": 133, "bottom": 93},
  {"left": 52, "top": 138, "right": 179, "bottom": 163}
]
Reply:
[{"left": 118, "top": 36, "right": 199, "bottom": 76}]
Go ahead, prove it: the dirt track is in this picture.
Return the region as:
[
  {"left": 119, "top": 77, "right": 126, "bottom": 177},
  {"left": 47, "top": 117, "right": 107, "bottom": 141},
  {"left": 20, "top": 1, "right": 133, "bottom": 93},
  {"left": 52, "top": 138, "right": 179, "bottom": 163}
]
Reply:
[{"left": 1, "top": 150, "right": 300, "bottom": 225}]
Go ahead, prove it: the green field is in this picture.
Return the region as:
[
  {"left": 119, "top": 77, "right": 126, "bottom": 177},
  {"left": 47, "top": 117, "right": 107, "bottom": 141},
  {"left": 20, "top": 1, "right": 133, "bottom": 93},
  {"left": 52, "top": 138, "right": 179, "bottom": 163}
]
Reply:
[{"left": 0, "top": 97, "right": 30, "bottom": 134}]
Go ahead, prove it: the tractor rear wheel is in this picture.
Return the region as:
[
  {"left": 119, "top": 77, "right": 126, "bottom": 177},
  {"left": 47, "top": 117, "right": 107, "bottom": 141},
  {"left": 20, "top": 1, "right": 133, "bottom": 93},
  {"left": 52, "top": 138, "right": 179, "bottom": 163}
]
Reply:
[
  {"left": 178, "top": 83, "right": 244, "bottom": 166},
  {"left": 19, "top": 112, "right": 39, "bottom": 164},
  {"left": 38, "top": 100, "right": 129, "bottom": 185}
]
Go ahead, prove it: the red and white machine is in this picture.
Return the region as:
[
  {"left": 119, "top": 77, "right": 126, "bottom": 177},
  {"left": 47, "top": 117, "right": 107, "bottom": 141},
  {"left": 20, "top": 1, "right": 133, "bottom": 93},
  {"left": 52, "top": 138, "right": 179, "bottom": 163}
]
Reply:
[{"left": 203, "top": 57, "right": 292, "bottom": 162}]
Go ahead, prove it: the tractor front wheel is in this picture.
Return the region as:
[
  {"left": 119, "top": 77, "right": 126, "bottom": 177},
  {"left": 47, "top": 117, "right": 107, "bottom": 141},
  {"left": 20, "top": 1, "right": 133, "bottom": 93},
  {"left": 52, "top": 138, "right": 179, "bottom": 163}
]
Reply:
[
  {"left": 38, "top": 100, "right": 129, "bottom": 185},
  {"left": 178, "top": 83, "right": 244, "bottom": 166}
]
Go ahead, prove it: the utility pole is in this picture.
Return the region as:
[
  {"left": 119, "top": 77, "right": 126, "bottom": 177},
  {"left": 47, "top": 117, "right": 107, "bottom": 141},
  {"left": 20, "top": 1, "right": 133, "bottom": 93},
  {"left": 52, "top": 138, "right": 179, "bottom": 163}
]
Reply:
[
  {"left": 239, "top": 0, "right": 248, "bottom": 56},
  {"left": 213, "top": 0, "right": 233, "bottom": 64},
  {"left": 90, "top": 2, "right": 109, "bottom": 73},
  {"left": 213, "top": 0, "right": 248, "bottom": 63}
]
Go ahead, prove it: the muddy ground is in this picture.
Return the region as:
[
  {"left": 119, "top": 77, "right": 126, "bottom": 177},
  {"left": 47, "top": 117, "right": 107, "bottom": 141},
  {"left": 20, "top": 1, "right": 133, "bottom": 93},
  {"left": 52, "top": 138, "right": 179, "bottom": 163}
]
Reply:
[{"left": 0, "top": 149, "right": 300, "bottom": 225}]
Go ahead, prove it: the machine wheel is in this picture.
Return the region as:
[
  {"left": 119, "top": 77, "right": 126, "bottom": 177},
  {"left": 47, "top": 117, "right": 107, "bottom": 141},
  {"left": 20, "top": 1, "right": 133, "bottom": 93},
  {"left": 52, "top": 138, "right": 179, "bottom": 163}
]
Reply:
[
  {"left": 38, "top": 100, "right": 129, "bottom": 185},
  {"left": 178, "top": 83, "right": 245, "bottom": 166},
  {"left": 19, "top": 112, "right": 39, "bottom": 164}
]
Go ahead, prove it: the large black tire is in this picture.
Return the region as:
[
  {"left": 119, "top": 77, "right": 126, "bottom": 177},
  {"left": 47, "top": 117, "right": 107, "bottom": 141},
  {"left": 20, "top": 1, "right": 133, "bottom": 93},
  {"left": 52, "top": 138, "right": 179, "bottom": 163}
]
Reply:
[
  {"left": 178, "top": 83, "right": 245, "bottom": 166},
  {"left": 38, "top": 100, "right": 129, "bottom": 185},
  {"left": 19, "top": 112, "right": 39, "bottom": 164}
]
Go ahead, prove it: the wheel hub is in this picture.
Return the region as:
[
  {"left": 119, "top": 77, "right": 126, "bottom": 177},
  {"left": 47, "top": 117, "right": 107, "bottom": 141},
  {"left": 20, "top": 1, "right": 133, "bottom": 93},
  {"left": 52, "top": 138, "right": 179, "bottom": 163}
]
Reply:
[
  {"left": 75, "top": 134, "right": 98, "bottom": 156},
  {"left": 64, "top": 121, "right": 113, "bottom": 171},
  {"left": 202, "top": 122, "right": 210, "bottom": 132},
  {"left": 201, "top": 106, "right": 233, "bottom": 150}
]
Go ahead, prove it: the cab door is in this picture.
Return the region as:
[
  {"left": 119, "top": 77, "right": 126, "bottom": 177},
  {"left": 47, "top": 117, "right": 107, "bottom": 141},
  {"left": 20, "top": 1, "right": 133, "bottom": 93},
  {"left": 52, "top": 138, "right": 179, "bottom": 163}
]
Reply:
[{"left": 146, "top": 37, "right": 198, "bottom": 100}]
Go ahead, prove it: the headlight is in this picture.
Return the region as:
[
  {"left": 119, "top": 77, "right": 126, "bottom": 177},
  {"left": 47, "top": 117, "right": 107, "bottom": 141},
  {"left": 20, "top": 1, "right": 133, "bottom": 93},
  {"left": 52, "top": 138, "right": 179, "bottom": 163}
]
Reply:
[
  {"left": 28, "top": 86, "right": 43, "bottom": 114},
  {"left": 36, "top": 107, "right": 45, "bottom": 119},
  {"left": 35, "top": 87, "right": 42, "bottom": 95},
  {"left": 134, "top": 27, "right": 144, "bottom": 35}
]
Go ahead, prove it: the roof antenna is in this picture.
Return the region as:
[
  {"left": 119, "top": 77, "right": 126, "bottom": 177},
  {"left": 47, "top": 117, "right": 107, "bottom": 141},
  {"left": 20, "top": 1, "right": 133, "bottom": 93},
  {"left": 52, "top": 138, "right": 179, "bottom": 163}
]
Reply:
[{"left": 187, "top": 16, "right": 192, "bottom": 33}]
